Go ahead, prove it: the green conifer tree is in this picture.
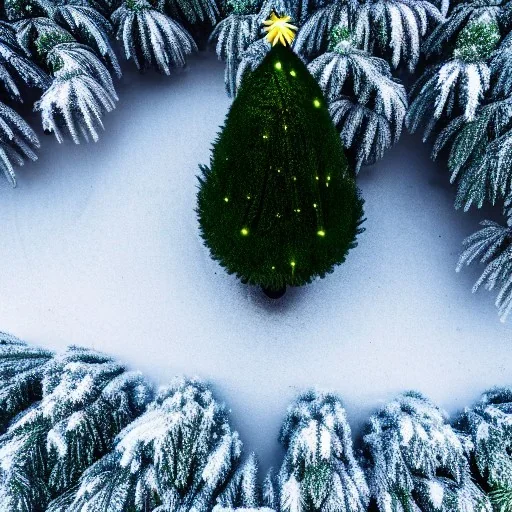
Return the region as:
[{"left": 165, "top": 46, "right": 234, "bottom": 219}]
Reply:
[{"left": 197, "top": 12, "right": 364, "bottom": 296}]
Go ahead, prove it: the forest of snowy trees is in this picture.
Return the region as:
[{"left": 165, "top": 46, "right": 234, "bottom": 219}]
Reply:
[
  {"left": 1, "top": 332, "right": 512, "bottom": 512},
  {"left": 2, "top": 0, "right": 512, "bottom": 508}
]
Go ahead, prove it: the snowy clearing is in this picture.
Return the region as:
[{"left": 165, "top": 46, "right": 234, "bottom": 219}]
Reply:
[{"left": 0, "top": 51, "right": 511, "bottom": 472}]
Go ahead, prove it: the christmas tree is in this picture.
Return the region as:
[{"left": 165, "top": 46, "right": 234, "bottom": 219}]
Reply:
[{"left": 198, "top": 12, "right": 364, "bottom": 296}]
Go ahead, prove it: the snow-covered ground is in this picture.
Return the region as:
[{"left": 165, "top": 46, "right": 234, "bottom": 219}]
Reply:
[{"left": 0, "top": 51, "right": 511, "bottom": 472}]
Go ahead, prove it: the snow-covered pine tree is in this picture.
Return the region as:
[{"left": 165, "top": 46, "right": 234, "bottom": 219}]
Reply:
[
  {"left": 412, "top": 2, "right": 512, "bottom": 320},
  {"left": 0, "top": 20, "right": 48, "bottom": 185},
  {"left": 0, "top": 101, "right": 40, "bottom": 186},
  {"left": 215, "top": 454, "right": 261, "bottom": 509},
  {"left": 36, "top": 40, "right": 119, "bottom": 143},
  {"left": 351, "top": 0, "right": 444, "bottom": 72},
  {"left": 429, "top": 19, "right": 512, "bottom": 213},
  {"left": 457, "top": 212, "right": 512, "bottom": 322},
  {"left": 68, "top": 378, "right": 242, "bottom": 511},
  {"left": 278, "top": 389, "right": 369, "bottom": 512},
  {"left": 431, "top": 97, "right": 512, "bottom": 211},
  {"left": 0, "top": 345, "right": 153, "bottom": 511},
  {"left": 308, "top": 24, "right": 407, "bottom": 171},
  {"left": 295, "top": 0, "right": 443, "bottom": 71},
  {"left": 362, "top": 391, "right": 491, "bottom": 512},
  {"left": 3, "top": 0, "right": 120, "bottom": 72},
  {"left": 209, "top": 0, "right": 261, "bottom": 96},
  {"left": 262, "top": 469, "right": 279, "bottom": 510},
  {"left": 0, "top": 333, "right": 54, "bottom": 433},
  {"left": 213, "top": 454, "right": 279, "bottom": 511},
  {"left": 157, "top": 0, "right": 219, "bottom": 25},
  {"left": 455, "top": 388, "right": 512, "bottom": 512},
  {"left": 111, "top": 0, "right": 198, "bottom": 75},
  {"left": 1, "top": 0, "right": 122, "bottom": 143},
  {"left": 407, "top": 2, "right": 503, "bottom": 140},
  {"left": 0, "top": 8, "right": 117, "bottom": 145}
]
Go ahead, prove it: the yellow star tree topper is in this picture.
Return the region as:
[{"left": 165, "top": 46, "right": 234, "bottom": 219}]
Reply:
[{"left": 263, "top": 11, "right": 298, "bottom": 46}]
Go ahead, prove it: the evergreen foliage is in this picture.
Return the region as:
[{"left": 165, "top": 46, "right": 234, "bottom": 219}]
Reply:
[
  {"left": 0, "top": 101, "right": 40, "bottom": 185},
  {"left": 2, "top": 338, "right": 512, "bottom": 510},
  {"left": 422, "top": 0, "right": 510, "bottom": 60},
  {"left": 0, "top": 333, "right": 53, "bottom": 433},
  {"left": 159, "top": 0, "right": 219, "bottom": 25},
  {"left": 294, "top": 0, "right": 443, "bottom": 71},
  {"left": 407, "top": 57, "right": 492, "bottom": 138},
  {"left": 293, "top": 1, "right": 352, "bottom": 58},
  {"left": 232, "top": 37, "right": 270, "bottom": 94},
  {"left": 456, "top": 388, "right": 512, "bottom": 509},
  {"left": 214, "top": 508, "right": 277, "bottom": 511},
  {"left": 278, "top": 390, "right": 369, "bottom": 512},
  {"left": 0, "top": 346, "right": 152, "bottom": 511},
  {"left": 197, "top": 43, "right": 363, "bottom": 292},
  {"left": 2, "top": 0, "right": 121, "bottom": 144},
  {"left": 491, "top": 31, "right": 512, "bottom": 98},
  {"left": 362, "top": 391, "right": 491, "bottom": 512},
  {"left": 0, "top": 21, "right": 48, "bottom": 185},
  {"left": 36, "top": 41, "right": 119, "bottom": 142},
  {"left": 0, "top": 20, "right": 49, "bottom": 98},
  {"left": 111, "top": 0, "right": 197, "bottom": 74},
  {"left": 0, "top": 0, "right": 208, "bottom": 184},
  {"left": 408, "top": 2, "right": 506, "bottom": 138},
  {"left": 308, "top": 34, "right": 407, "bottom": 171},
  {"left": 351, "top": 0, "right": 444, "bottom": 72},
  {"left": 68, "top": 378, "right": 242, "bottom": 511},
  {"left": 209, "top": 13, "right": 261, "bottom": 95},
  {"left": 215, "top": 454, "right": 267, "bottom": 509},
  {"left": 403, "top": 0, "right": 512, "bottom": 320},
  {"left": 457, "top": 216, "right": 512, "bottom": 322},
  {"left": 432, "top": 98, "right": 512, "bottom": 210},
  {"left": 453, "top": 18, "right": 501, "bottom": 62}
]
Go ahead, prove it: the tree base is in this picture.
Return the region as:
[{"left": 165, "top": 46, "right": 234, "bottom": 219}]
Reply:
[{"left": 262, "top": 286, "right": 286, "bottom": 299}]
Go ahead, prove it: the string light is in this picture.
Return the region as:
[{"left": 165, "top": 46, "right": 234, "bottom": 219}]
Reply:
[
  {"left": 327, "top": 176, "right": 331, "bottom": 181},
  {"left": 315, "top": 176, "right": 319, "bottom": 180},
  {"left": 313, "top": 99, "right": 321, "bottom": 108},
  {"left": 292, "top": 176, "right": 297, "bottom": 181},
  {"left": 275, "top": 61, "right": 282, "bottom": 70},
  {"left": 313, "top": 203, "right": 317, "bottom": 208},
  {"left": 290, "top": 261, "right": 296, "bottom": 267},
  {"left": 241, "top": 228, "right": 249, "bottom": 236},
  {"left": 290, "top": 70, "right": 296, "bottom": 77},
  {"left": 263, "top": 134, "right": 268, "bottom": 139},
  {"left": 224, "top": 197, "right": 229, "bottom": 202},
  {"left": 317, "top": 230, "right": 325, "bottom": 237},
  {"left": 247, "top": 195, "right": 251, "bottom": 199},
  {"left": 271, "top": 266, "right": 275, "bottom": 270}
]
